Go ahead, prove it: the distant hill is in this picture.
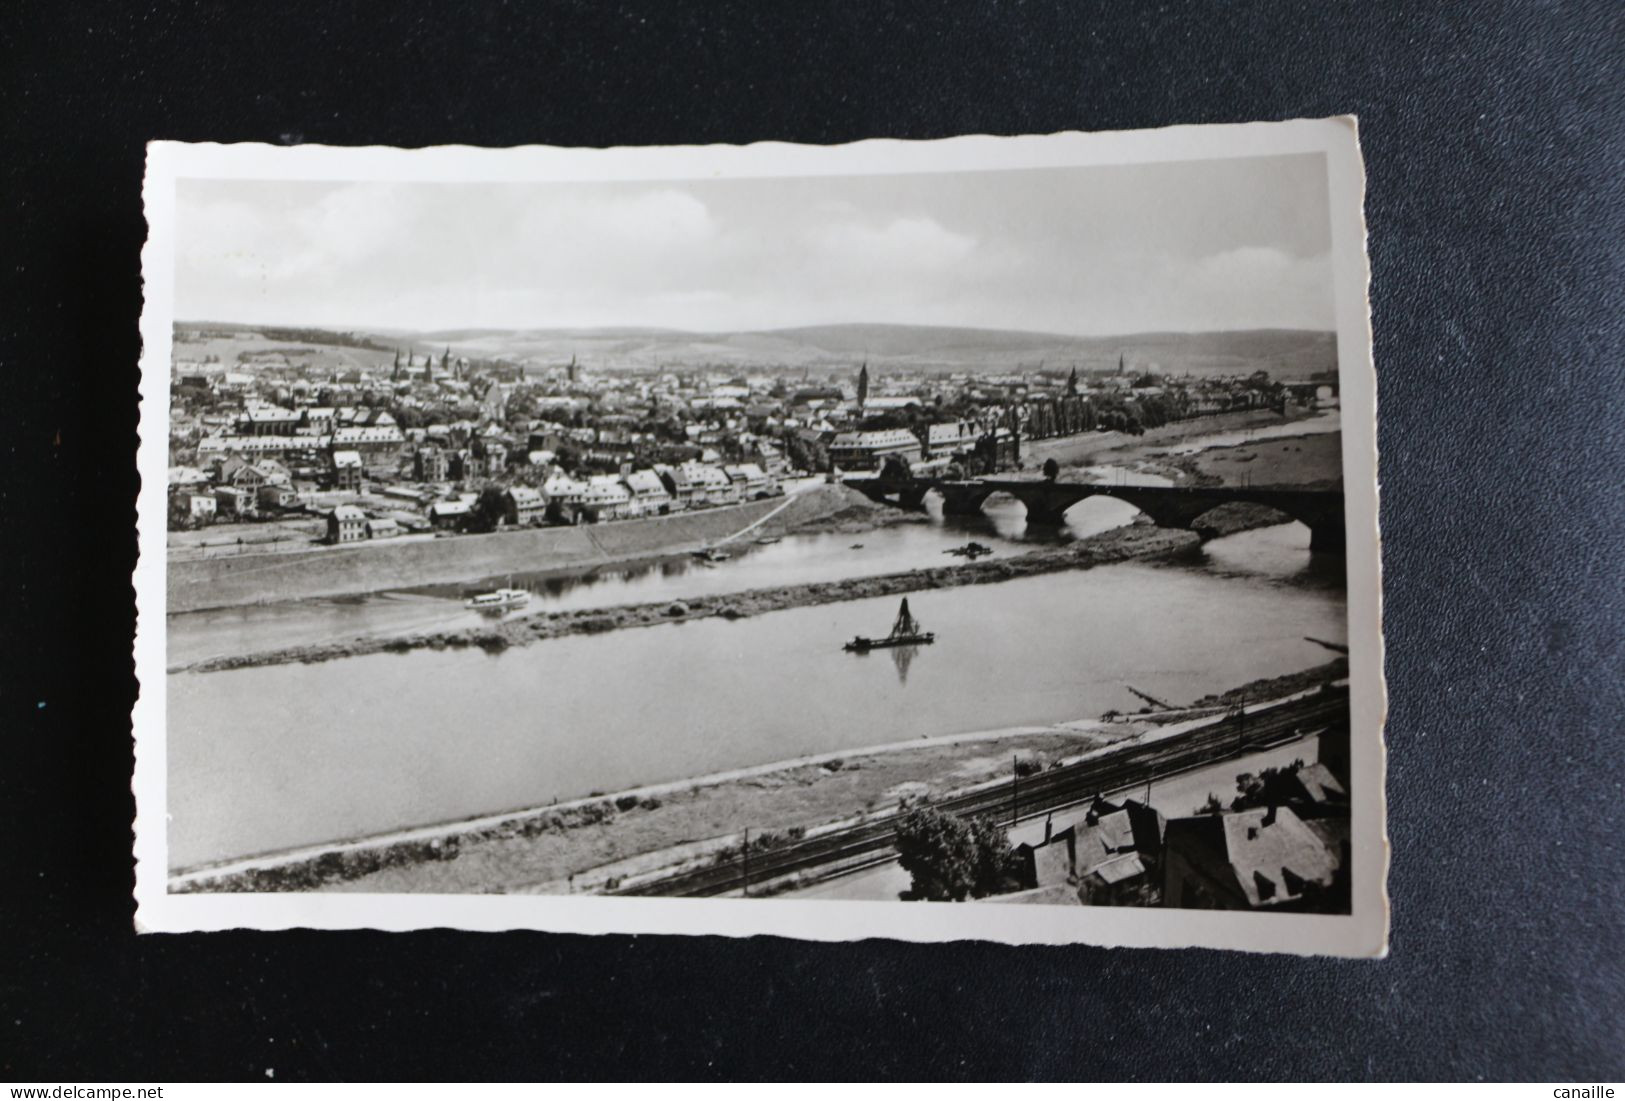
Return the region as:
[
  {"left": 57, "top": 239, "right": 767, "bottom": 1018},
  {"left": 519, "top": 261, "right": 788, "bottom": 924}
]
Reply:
[{"left": 175, "top": 321, "right": 1338, "bottom": 379}]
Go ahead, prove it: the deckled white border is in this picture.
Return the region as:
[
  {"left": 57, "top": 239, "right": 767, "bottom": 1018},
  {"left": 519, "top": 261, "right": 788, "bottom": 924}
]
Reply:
[{"left": 134, "top": 118, "right": 1388, "bottom": 956}]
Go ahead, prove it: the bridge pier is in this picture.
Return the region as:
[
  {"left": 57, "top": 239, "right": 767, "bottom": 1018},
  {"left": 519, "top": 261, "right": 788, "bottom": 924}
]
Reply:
[
  {"left": 1308, "top": 520, "right": 1345, "bottom": 554},
  {"left": 896, "top": 485, "right": 931, "bottom": 510},
  {"left": 937, "top": 483, "right": 995, "bottom": 516},
  {"left": 1004, "top": 484, "right": 1081, "bottom": 527}
]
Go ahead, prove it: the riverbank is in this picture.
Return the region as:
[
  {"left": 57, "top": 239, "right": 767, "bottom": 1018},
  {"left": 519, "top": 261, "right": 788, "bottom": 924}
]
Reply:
[
  {"left": 170, "top": 659, "right": 1346, "bottom": 894},
  {"left": 1156, "top": 429, "right": 1343, "bottom": 489},
  {"left": 171, "top": 520, "right": 1202, "bottom": 673},
  {"left": 1023, "top": 406, "right": 1325, "bottom": 470},
  {"left": 166, "top": 484, "right": 873, "bottom": 613}
]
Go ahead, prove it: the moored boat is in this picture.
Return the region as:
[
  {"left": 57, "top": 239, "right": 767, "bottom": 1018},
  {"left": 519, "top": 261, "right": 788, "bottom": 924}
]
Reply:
[{"left": 465, "top": 587, "right": 530, "bottom": 612}]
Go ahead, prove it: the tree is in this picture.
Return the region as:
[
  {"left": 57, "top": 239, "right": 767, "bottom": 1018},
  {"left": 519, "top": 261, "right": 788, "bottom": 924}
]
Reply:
[
  {"left": 967, "top": 815, "right": 1019, "bottom": 896},
  {"left": 1231, "top": 760, "right": 1306, "bottom": 810},
  {"left": 466, "top": 486, "right": 508, "bottom": 533},
  {"left": 1042, "top": 457, "right": 1060, "bottom": 481},
  {"left": 879, "top": 453, "right": 913, "bottom": 481},
  {"left": 553, "top": 441, "right": 585, "bottom": 473},
  {"left": 894, "top": 805, "right": 1014, "bottom": 901}
]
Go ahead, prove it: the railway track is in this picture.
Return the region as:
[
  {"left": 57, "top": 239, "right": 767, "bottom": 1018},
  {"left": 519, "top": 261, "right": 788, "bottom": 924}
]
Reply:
[{"left": 610, "top": 683, "right": 1349, "bottom": 898}]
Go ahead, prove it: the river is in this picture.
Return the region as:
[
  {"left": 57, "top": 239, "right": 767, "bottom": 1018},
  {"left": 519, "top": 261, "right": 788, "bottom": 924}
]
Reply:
[
  {"left": 167, "top": 519, "right": 1347, "bottom": 870},
  {"left": 166, "top": 482, "right": 1170, "bottom": 668}
]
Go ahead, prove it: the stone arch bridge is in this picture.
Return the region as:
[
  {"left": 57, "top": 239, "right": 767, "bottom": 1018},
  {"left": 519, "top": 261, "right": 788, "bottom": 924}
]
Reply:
[{"left": 847, "top": 476, "right": 1345, "bottom": 553}]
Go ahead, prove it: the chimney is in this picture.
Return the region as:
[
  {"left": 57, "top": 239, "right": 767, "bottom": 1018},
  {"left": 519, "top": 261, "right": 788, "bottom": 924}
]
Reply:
[
  {"left": 1044, "top": 814, "right": 1053, "bottom": 844},
  {"left": 1262, "top": 803, "right": 1278, "bottom": 828}
]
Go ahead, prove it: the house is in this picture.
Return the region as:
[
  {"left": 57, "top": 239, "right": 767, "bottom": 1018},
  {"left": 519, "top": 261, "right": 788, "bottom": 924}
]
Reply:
[
  {"left": 427, "top": 498, "right": 473, "bottom": 529},
  {"left": 1013, "top": 797, "right": 1164, "bottom": 907},
  {"left": 1160, "top": 805, "right": 1344, "bottom": 911},
  {"left": 212, "top": 485, "right": 255, "bottom": 519},
  {"left": 480, "top": 440, "right": 509, "bottom": 473},
  {"left": 542, "top": 474, "right": 589, "bottom": 524},
  {"left": 364, "top": 517, "right": 403, "bottom": 540},
  {"left": 326, "top": 504, "right": 367, "bottom": 544},
  {"left": 502, "top": 486, "right": 547, "bottom": 527},
  {"left": 414, "top": 447, "right": 449, "bottom": 482},
  {"left": 219, "top": 456, "right": 285, "bottom": 494},
  {"left": 623, "top": 469, "right": 673, "bottom": 515},
  {"left": 655, "top": 464, "right": 694, "bottom": 511},
  {"left": 257, "top": 483, "right": 300, "bottom": 511},
  {"left": 858, "top": 395, "right": 921, "bottom": 414},
  {"left": 237, "top": 404, "right": 301, "bottom": 437},
  {"left": 331, "top": 424, "right": 406, "bottom": 469},
  {"left": 528, "top": 427, "right": 569, "bottom": 453},
  {"left": 172, "top": 489, "right": 216, "bottom": 521},
  {"left": 167, "top": 465, "right": 211, "bottom": 490},
  {"left": 1280, "top": 762, "right": 1348, "bottom": 811},
  {"left": 924, "top": 420, "right": 981, "bottom": 458},
  {"left": 1078, "top": 853, "right": 1153, "bottom": 906},
  {"left": 329, "top": 450, "right": 364, "bottom": 492},
  {"left": 581, "top": 475, "right": 634, "bottom": 521},
  {"left": 754, "top": 441, "right": 789, "bottom": 476},
  {"left": 680, "top": 461, "right": 736, "bottom": 506},
  {"left": 829, "top": 428, "right": 923, "bottom": 471},
  {"left": 722, "top": 463, "right": 774, "bottom": 499}
]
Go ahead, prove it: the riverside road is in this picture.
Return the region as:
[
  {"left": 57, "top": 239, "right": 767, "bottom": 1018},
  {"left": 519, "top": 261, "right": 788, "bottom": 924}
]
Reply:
[{"left": 610, "top": 681, "right": 1350, "bottom": 898}]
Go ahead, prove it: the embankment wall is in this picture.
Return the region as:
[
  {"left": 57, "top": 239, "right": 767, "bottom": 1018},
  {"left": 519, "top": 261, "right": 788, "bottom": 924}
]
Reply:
[{"left": 168, "top": 487, "right": 846, "bottom": 613}]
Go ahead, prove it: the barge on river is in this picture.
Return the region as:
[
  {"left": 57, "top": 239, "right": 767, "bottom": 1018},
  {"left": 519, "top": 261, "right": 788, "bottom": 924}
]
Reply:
[{"left": 844, "top": 597, "right": 935, "bottom": 652}]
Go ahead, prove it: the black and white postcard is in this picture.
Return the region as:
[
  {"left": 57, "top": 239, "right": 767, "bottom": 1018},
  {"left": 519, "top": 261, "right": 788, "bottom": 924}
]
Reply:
[{"left": 134, "top": 119, "right": 1387, "bottom": 955}]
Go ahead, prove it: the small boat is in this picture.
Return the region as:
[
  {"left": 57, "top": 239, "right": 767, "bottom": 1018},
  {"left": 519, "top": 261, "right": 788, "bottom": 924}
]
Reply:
[
  {"left": 465, "top": 586, "right": 530, "bottom": 611},
  {"left": 849, "top": 543, "right": 865, "bottom": 550},
  {"left": 844, "top": 597, "right": 935, "bottom": 652},
  {"left": 943, "top": 541, "right": 994, "bottom": 560},
  {"left": 692, "top": 547, "right": 732, "bottom": 563},
  {"left": 754, "top": 535, "right": 782, "bottom": 545}
]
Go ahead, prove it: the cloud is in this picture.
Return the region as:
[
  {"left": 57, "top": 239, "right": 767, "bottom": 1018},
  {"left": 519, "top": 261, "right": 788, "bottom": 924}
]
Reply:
[
  {"left": 173, "top": 160, "right": 1337, "bottom": 334},
  {"left": 516, "top": 188, "right": 719, "bottom": 255},
  {"left": 802, "top": 214, "right": 977, "bottom": 270},
  {"left": 1181, "top": 246, "right": 1336, "bottom": 330}
]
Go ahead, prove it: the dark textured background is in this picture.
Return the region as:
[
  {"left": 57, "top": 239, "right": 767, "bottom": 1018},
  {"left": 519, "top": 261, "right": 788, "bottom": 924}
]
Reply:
[{"left": 4, "top": 0, "right": 1622, "bottom": 1082}]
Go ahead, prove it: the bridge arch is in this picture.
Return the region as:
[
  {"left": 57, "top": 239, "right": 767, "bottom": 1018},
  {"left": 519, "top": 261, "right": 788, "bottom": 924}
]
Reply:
[{"left": 844, "top": 476, "right": 1344, "bottom": 552}]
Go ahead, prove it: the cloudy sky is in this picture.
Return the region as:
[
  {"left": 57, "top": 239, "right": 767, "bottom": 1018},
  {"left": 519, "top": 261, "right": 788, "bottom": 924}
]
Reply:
[{"left": 174, "top": 153, "right": 1333, "bottom": 336}]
